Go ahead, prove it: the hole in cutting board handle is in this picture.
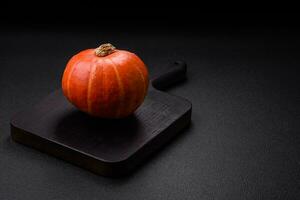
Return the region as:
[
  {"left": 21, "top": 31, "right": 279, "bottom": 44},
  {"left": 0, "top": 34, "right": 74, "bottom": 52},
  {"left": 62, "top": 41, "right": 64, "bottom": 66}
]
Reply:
[{"left": 151, "top": 61, "right": 187, "bottom": 91}]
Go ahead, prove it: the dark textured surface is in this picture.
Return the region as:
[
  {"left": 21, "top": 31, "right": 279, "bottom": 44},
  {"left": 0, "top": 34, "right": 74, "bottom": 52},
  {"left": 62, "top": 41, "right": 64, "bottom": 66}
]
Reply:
[{"left": 1, "top": 26, "right": 300, "bottom": 199}]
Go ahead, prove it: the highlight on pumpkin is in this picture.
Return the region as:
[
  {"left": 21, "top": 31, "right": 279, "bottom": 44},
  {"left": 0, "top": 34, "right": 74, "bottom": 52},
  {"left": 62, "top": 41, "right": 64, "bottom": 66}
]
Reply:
[{"left": 62, "top": 43, "right": 149, "bottom": 118}]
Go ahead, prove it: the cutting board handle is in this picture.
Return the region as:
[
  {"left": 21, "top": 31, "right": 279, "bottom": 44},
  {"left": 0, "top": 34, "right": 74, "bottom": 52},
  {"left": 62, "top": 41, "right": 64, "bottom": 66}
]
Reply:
[{"left": 151, "top": 61, "right": 187, "bottom": 90}]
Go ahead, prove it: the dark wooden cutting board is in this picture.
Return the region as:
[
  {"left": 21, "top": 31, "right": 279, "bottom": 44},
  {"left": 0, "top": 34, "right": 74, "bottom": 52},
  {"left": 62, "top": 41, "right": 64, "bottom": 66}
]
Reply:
[{"left": 11, "top": 61, "right": 192, "bottom": 177}]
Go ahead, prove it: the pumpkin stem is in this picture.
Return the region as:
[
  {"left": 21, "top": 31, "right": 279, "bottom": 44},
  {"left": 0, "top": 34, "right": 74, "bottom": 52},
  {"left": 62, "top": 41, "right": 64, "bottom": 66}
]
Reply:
[{"left": 95, "top": 43, "right": 116, "bottom": 57}]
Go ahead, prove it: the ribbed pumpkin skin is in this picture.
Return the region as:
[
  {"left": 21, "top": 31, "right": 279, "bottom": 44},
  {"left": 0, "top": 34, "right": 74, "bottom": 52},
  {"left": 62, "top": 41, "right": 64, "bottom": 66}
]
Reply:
[{"left": 62, "top": 49, "right": 149, "bottom": 118}]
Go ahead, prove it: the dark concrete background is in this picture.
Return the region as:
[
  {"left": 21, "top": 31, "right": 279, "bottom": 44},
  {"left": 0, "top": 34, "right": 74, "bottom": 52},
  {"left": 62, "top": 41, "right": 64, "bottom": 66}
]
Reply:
[{"left": 1, "top": 24, "right": 300, "bottom": 199}]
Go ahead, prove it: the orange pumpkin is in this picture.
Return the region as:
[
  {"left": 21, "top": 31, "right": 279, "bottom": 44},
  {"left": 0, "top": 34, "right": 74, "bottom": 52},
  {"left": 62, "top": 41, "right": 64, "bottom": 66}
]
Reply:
[{"left": 62, "top": 43, "right": 149, "bottom": 118}]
